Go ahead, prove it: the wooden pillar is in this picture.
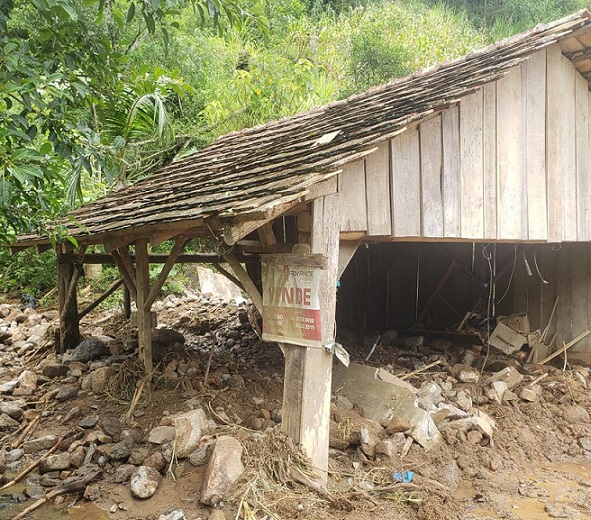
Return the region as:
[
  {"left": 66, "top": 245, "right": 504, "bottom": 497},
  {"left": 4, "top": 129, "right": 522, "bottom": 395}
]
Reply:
[
  {"left": 135, "top": 238, "right": 153, "bottom": 372},
  {"left": 281, "top": 194, "right": 339, "bottom": 480},
  {"left": 57, "top": 248, "right": 80, "bottom": 353},
  {"left": 123, "top": 286, "right": 132, "bottom": 319}
]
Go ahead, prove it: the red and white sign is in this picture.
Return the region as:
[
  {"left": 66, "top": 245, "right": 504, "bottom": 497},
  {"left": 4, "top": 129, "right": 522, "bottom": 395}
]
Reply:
[{"left": 262, "top": 257, "right": 324, "bottom": 348}]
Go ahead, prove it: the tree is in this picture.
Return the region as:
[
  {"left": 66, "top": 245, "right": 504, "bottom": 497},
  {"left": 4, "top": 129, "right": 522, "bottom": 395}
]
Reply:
[{"left": 0, "top": 0, "right": 266, "bottom": 245}]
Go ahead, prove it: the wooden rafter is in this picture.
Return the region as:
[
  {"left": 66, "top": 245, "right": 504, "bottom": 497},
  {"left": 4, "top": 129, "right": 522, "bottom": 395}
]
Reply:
[{"left": 144, "top": 237, "right": 187, "bottom": 310}]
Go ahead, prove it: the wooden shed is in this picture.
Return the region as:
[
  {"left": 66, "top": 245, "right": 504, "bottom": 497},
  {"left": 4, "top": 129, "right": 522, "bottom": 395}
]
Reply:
[{"left": 14, "top": 9, "right": 591, "bottom": 477}]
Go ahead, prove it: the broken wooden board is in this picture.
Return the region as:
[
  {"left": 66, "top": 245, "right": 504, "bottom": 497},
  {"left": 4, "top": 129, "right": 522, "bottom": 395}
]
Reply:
[{"left": 488, "top": 322, "right": 527, "bottom": 354}]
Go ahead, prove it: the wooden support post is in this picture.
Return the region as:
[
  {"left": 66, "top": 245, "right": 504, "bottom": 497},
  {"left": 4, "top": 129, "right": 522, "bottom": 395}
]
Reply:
[
  {"left": 223, "top": 253, "right": 263, "bottom": 314},
  {"left": 281, "top": 193, "right": 339, "bottom": 481},
  {"left": 135, "top": 238, "right": 153, "bottom": 372},
  {"left": 57, "top": 248, "right": 80, "bottom": 353},
  {"left": 123, "top": 286, "right": 132, "bottom": 319}
]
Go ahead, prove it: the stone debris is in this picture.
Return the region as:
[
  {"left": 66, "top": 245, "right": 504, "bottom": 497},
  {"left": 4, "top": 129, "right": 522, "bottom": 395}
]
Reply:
[
  {"left": 200, "top": 436, "right": 245, "bottom": 505},
  {"left": 174, "top": 408, "right": 209, "bottom": 458},
  {"left": 130, "top": 465, "right": 162, "bottom": 499}
]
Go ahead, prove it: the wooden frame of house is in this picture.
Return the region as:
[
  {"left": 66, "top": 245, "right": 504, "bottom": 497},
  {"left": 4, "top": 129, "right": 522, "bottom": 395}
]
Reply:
[{"left": 13, "top": 9, "right": 591, "bottom": 478}]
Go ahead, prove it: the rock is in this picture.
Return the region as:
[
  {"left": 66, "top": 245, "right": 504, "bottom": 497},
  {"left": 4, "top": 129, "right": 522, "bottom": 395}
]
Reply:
[
  {"left": 62, "top": 406, "right": 81, "bottom": 424},
  {"left": 70, "top": 446, "right": 86, "bottom": 468},
  {"left": 375, "top": 439, "right": 398, "bottom": 459},
  {"left": 78, "top": 416, "right": 100, "bottom": 429},
  {"left": 0, "top": 381, "right": 18, "bottom": 394},
  {"left": 579, "top": 437, "right": 591, "bottom": 451},
  {"left": 90, "top": 367, "right": 115, "bottom": 394},
  {"left": 381, "top": 330, "right": 399, "bottom": 346},
  {"left": 103, "top": 441, "right": 131, "bottom": 461},
  {"left": 39, "top": 453, "right": 71, "bottom": 473},
  {"left": 148, "top": 426, "right": 176, "bottom": 445},
  {"left": 489, "top": 366, "right": 523, "bottom": 390},
  {"left": 41, "top": 363, "right": 69, "bottom": 378},
  {"left": 55, "top": 385, "right": 78, "bottom": 402},
  {"left": 466, "top": 430, "right": 483, "bottom": 445},
  {"left": 417, "top": 382, "right": 444, "bottom": 411},
  {"left": 450, "top": 365, "right": 480, "bottom": 383},
  {"left": 24, "top": 484, "right": 45, "bottom": 499},
  {"left": 4, "top": 449, "right": 24, "bottom": 462},
  {"left": 16, "top": 370, "right": 37, "bottom": 393},
  {"left": 502, "top": 390, "right": 518, "bottom": 402},
  {"left": 152, "top": 328, "right": 186, "bottom": 361},
  {"left": 101, "top": 416, "right": 122, "bottom": 439},
  {"left": 130, "top": 466, "right": 162, "bottom": 499},
  {"left": 455, "top": 391, "right": 472, "bottom": 412},
  {"left": 158, "top": 510, "right": 186, "bottom": 520},
  {"left": 0, "top": 414, "right": 19, "bottom": 430},
  {"left": 247, "top": 417, "right": 264, "bottom": 430},
  {"left": 208, "top": 511, "right": 226, "bottom": 520},
  {"left": 188, "top": 444, "right": 211, "bottom": 467},
  {"left": 175, "top": 409, "right": 208, "bottom": 458},
  {"left": 333, "top": 396, "right": 354, "bottom": 410},
  {"left": 360, "top": 424, "right": 381, "bottom": 458},
  {"left": 491, "top": 381, "right": 507, "bottom": 403},
  {"left": 113, "top": 464, "right": 136, "bottom": 483},
  {"left": 545, "top": 502, "right": 580, "bottom": 519},
  {"left": 519, "top": 387, "right": 538, "bottom": 402},
  {"left": 23, "top": 435, "right": 58, "bottom": 454},
  {"left": 226, "top": 375, "right": 245, "bottom": 388},
  {"left": 0, "top": 401, "right": 23, "bottom": 420},
  {"left": 63, "top": 338, "right": 109, "bottom": 363},
  {"left": 144, "top": 452, "right": 166, "bottom": 472},
  {"left": 129, "top": 447, "right": 149, "bottom": 465},
  {"left": 200, "top": 436, "right": 245, "bottom": 505},
  {"left": 563, "top": 405, "right": 590, "bottom": 424}
]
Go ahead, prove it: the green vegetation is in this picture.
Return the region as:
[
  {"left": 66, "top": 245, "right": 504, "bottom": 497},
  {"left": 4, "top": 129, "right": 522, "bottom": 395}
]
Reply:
[{"left": 1, "top": 0, "right": 590, "bottom": 298}]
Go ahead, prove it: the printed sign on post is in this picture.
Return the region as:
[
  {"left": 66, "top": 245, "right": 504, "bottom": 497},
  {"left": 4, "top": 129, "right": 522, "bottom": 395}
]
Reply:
[{"left": 261, "top": 254, "right": 327, "bottom": 348}]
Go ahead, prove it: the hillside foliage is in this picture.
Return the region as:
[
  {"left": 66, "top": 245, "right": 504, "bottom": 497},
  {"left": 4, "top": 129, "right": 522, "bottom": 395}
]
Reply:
[{"left": 1, "top": 0, "right": 590, "bottom": 295}]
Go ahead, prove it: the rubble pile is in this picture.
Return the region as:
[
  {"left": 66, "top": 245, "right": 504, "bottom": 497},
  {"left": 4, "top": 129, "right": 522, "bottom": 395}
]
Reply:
[{"left": 1, "top": 297, "right": 591, "bottom": 519}]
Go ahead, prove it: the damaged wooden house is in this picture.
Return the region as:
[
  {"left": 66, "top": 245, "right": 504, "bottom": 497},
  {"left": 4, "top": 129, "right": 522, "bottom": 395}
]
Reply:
[{"left": 13, "top": 9, "right": 591, "bottom": 477}]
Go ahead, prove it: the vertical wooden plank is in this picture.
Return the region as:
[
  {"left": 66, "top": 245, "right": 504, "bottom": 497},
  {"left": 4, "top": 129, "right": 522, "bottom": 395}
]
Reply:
[
  {"left": 497, "top": 66, "right": 524, "bottom": 240},
  {"left": 365, "top": 141, "right": 392, "bottom": 236},
  {"left": 420, "top": 116, "right": 444, "bottom": 237},
  {"left": 560, "top": 55, "right": 578, "bottom": 241},
  {"left": 555, "top": 244, "right": 573, "bottom": 350},
  {"left": 442, "top": 106, "right": 461, "bottom": 237},
  {"left": 135, "top": 238, "right": 153, "bottom": 372},
  {"left": 460, "top": 89, "right": 484, "bottom": 238},
  {"left": 391, "top": 128, "right": 421, "bottom": 237},
  {"left": 546, "top": 44, "right": 565, "bottom": 243},
  {"left": 571, "top": 244, "right": 590, "bottom": 359},
  {"left": 338, "top": 159, "right": 368, "bottom": 233},
  {"left": 57, "top": 248, "right": 80, "bottom": 353},
  {"left": 282, "top": 194, "right": 339, "bottom": 480},
  {"left": 539, "top": 244, "right": 557, "bottom": 345},
  {"left": 525, "top": 49, "right": 548, "bottom": 241},
  {"left": 576, "top": 72, "right": 591, "bottom": 241},
  {"left": 483, "top": 82, "right": 497, "bottom": 240}
]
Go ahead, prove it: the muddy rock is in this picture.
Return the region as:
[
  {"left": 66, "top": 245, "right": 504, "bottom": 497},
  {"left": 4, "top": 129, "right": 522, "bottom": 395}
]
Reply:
[
  {"left": 158, "top": 510, "right": 186, "bottom": 520},
  {"left": 130, "top": 465, "right": 162, "bottom": 499},
  {"left": 113, "top": 464, "right": 136, "bottom": 483},
  {"left": 144, "top": 451, "right": 166, "bottom": 472},
  {"left": 386, "top": 416, "right": 411, "bottom": 434},
  {"left": 102, "top": 441, "right": 131, "bottom": 461},
  {"left": 15, "top": 370, "right": 37, "bottom": 394},
  {"left": 41, "top": 363, "right": 69, "bottom": 378},
  {"left": 55, "top": 385, "right": 79, "bottom": 402},
  {"left": 0, "top": 400, "right": 24, "bottom": 420},
  {"left": 0, "top": 414, "right": 19, "bottom": 430},
  {"left": 200, "top": 436, "right": 245, "bottom": 505},
  {"left": 175, "top": 408, "right": 209, "bottom": 458},
  {"left": 579, "top": 437, "right": 591, "bottom": 451},
  {"left": 489, "top": 366, "right": 523, "bottom": 390},
  {"left": 208, "top": 511, "right": 226, "bottom": 520},
  {"left": 63, "top": 338, "right": 110, "bottom": 363},
  {"left": 563, "top": 405, "right": 590, "bottom": 424},
  {"left": 70, "top": 446, "right": 86, "bottom": 468},
  {"left": 129, "top": 446, "right": 150, "bottom": 465},
  {"left": 148, "top": 426, "right": 176, "bottom": 445},
  {"left": 188, "top": 444, "right": 211, "bottom": 467},
  {"left": 39, "top": 452, "right": 71, "bottom": 473},
  {"left": 78, "top": 415, "right": 99, "bottom": 429},
  {"left": 90, "top": 367, "right": 115, "bottom": 394},
  {"left": 360, "top": 424, "right": 381, "bottom": 458},
  {"left": 23, "top": 435, "right": 58, "bottom": 454}
]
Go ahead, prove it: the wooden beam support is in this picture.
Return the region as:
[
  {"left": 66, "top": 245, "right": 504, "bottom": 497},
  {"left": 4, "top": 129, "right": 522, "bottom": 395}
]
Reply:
[
  {"left": 59, "top": 252, "right": 258, "bottom": 265},
  {"left": 257, "top": 222, "right": 277, "bottom": 247},
  {"left": 78, "top": 279, "right": 125, "bottom": 320},
  {"left": 144, "top": 238, "right": 187, "bottom": 310},
  {"left": 211, "top": 263, "right": 245, "bottom": 292},
  {"left": 281, "top": 193, "right": 339, "bottom": 482},
  {"left": 118, "top": 246, "right": 136, "bottom": 281},
  {"left": 135, "top": 238, "right": 153, "bottom": 372},
  {"left": 338, "top": 241, "right": 360, "bottom": 278},
  {"left": 223, "top": 253, "right": 263, "bottom": 314},
  {"left": 111, "top": 250, "right": 138, "bottom": 303},
  {"left": 57, "top": 248, "right": 80, "bottom": 353}
]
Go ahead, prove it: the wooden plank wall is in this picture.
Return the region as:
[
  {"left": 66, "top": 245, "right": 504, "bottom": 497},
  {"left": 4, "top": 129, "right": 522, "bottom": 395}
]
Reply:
[
  {"left": 338, "top": 45, "right": 591, "bottom": 242},
  {"left": 511, "top": 243, "right": 591, "bottom": 363}
]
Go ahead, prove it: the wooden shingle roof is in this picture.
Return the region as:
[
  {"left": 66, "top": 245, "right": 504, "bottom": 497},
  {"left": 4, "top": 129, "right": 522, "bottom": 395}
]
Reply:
[{"left": 14, "top": 9, "right": 591, "bottom": 249}]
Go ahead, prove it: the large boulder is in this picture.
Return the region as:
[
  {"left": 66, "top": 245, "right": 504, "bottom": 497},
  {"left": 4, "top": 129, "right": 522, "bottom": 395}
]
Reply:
[
  {"left": 63, "top": 338, "right": 109, "bottom": 363},
  {"left": 200, "top": 436, "right": 244, "bottom": 506}
]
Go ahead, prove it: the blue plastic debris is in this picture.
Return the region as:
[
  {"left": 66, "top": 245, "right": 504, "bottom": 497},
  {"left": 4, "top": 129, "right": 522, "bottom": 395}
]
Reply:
[{"left": 393, "top": 471, "right": 414, "bottom": 483}]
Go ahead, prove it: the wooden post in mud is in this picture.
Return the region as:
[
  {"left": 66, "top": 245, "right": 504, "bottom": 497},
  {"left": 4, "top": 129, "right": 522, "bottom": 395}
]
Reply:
[
  {"left": 135, "top": 238, "right": 153, "bottom": 373},
  {"left": 279, "top": 194, "right": 340, "bottom": 480},
  {"left": 57, "top": 247, "right": 80, "bottom": 353}
]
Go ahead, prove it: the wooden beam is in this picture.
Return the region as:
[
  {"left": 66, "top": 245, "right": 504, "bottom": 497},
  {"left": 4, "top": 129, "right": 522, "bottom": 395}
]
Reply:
[
  {"left": 338, "top": 241, "right": 360, "bottom": 278},
  {"left": 257, "top": 223, "right": 277, "bottom": 247},
  {"left": 144, "top": 238, "right": 187, "bottom": 310},
  {"left": 223, "top": 253, "right": 263, "bottom": 314},
  {"left": 135, "top": 238, "right": 153, "bottom": 372},
  {"left": 57, "top": 248, "right": 80, "bottom": 353},
  {"left": 78, "top": 279, "right": 124, "bottom": 320},
  {"left": 111, "top": 250, "right": 138, "bottom": 303},
  {"left": 281, "top": 193, "right": 339, "bottom": 482},
  {"left": 59, "top": 252, "right": 257, "bottom": 265},
  {"left": 210, "top": 263, "right": 245, "bottom": 292},
  {"left": 118, "top": 246, "right": 136, "bottom": 281}
]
